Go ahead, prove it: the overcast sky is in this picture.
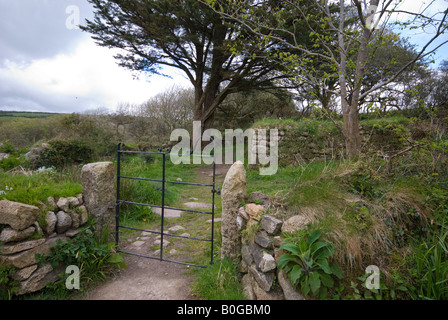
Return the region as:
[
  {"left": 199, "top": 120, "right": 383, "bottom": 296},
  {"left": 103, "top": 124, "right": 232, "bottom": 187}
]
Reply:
[
  {"left": 0, "top": 0, "right": 446, "bottom": 114},
  {"left": 0, "top": 0, "right": 191, "bottom": 113}
]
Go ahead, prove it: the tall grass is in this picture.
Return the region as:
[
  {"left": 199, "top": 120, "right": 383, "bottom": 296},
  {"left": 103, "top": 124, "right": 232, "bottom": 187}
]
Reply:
[
  {"left": 412, "top": 228, "right": 448, "bottom": 300},
  {"left": 0, "top": 169, "right": 82, "bottom": 206},
  {"left": 191, "top": 258, "right": 246, "bottom": 300}
]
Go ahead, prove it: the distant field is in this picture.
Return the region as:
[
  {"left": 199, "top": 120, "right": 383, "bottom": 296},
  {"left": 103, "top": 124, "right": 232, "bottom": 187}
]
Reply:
[{"left": 0, "top": 111, "right": 59, "bottom": 119}]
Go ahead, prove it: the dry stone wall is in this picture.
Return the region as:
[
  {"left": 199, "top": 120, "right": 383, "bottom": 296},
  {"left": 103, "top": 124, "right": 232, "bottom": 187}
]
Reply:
[
  {"left": 250, "top": 123, "right": 344, "bottom": 167},
  {"left": 0, "top": 161, "right": 115, "bottom": 296},
  {"left": 221, "top": 162, "right": 309, "bottom": 300},
  {"left": 251, "top": 119, "right": 409, "bottom": 167},
  {"left": 0, "top": 196, "right": 88, "bottom": 295},
  {"left": 237, "top": 201, "right": 309, "bottom": 300}
]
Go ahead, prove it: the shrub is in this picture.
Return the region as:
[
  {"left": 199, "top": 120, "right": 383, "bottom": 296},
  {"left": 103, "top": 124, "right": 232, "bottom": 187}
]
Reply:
[
  {"left": 0, "top": 156, "right": 22, "bottom": 171},
  {"left": 39, "top": 138, "right": 94, "bottom": 168},
  {"left": 0, "top": 141, "right": 15, "bottom": 154}
]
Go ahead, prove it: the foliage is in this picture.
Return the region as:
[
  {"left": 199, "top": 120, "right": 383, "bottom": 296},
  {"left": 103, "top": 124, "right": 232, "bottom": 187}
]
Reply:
[
  {"left": 0, "top": 111, "right": 56, "bottom": 119},
  {"left": 0, "top": 116, "right": 61, "bottom": 148},
  {"left": 211, "top": 0, "right": 448, "bottom": 157},
  {"left": 346, "top": 272, "right": 408, "bottom": 300},
  {"left": 0, "top": 266, "right": 19, "bottom": 300},
  {"left": 118, "top": 154, "right": 195, "bottom": 225},
  {"left": 82, "top": 0, "right": 293, "bottom": 128},
  {"left": 36, "top": 223, "right": 126, "bottom": 297},
  {"left": 410, "top": 228, "right": 448, "bottom": 300},
  {"left": 39, "top": 138, "right": 94, "bottom": 169},
  {"left": 0, "top": 155, "right": 22, "bottom": 172},
  {"left": 0, "top": 170, "right": 82, "bottom": 206},
  {"left": 191, "top": 259, "right": 246, "bottom": 300},
  {"left": 278, "top": 228, "right": 344, "bottom": 298},
  {"left": 0, "top": 141, "right": 16, "bottom": 154},
  {"left": 215, "top": 90, "right": 296, "bottom": 130}
]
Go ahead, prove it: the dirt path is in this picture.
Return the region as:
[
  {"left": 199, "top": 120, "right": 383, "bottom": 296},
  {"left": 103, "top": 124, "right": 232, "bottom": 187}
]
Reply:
[
  {"left": 82, "top": 163, "right": 231, "bottom": 300},
  {"left": 83, "top": 249, "right": 198, "bottom": 300}
]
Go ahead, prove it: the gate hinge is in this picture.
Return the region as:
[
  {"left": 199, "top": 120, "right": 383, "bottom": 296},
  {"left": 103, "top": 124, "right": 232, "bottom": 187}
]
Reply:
[{"left": 212, "top": 187, "right": 221, "bottom": 195}]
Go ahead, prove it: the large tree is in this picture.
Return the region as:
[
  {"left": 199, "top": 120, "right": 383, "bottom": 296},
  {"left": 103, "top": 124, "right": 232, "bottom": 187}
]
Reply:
[
  {"left": 208, "top": 0, "right": 448, "bottom": 157},
  {"left": 81, "top": 0, "right": 293, "bottom": 131}
]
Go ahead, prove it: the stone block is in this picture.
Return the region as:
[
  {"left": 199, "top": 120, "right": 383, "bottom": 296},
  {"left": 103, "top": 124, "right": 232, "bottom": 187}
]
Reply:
[
  {"left": 67, "top": 196, "right": 80, "bottom": 208},
  {"left": 241, "top": 273, "right": 256, "bottom": 300},
  {"left": 45, "top": 211, "right": 57, "bottom": 234},
  {"left": 0, "top": 226, "right": 35, "bottom": 243},
  {"left": 46, "top": 197, "right": 58, "bottom": 212},
  {"left": 259, "top": 252, "right": 276, "bottom": 272},
  {"left": 260, "top": 215, "right": 282, "bottom": 235},
  {"left": 78, "top": 205, "right": 89, "bottom": 226},
  {"left": 254, "top": 230, "right": 273, "bottom": 249},
  {"left": 277, "top": 270, "right": 306, "bottom": 300},
  {"left": 0, "top": 200, "right": 40, "bottom": 231},
  {"left": 241, "top": 244, "right": 253, "bottom": 265},
  {"left": 57, "top": 197, "right": 69, "bottom": 212},
  {"left": 81, "top": 162, "right": 115, "bottom": 241},
  {"left": 16, "top": 264, "right": 60, "bottom": 295},
  {"left": 0, "top": 238, "right": 45, "bottom": 255},
  {"left": 248, "top": 265, "right": 274, "bottom": 292},
  {"left": 0, "top": 236, "right": 67, "bottom": 269},
  {"left": 281, "top": 215, "right": 310, "bottom": 234},
  {"left": 221, "top": 161, "right": 246, "bottom": 262},
  {"left": 56, "top": 211, "right": 72, "bottom": 234},
  {"left": 244, "top": 203, "right": 264, "bottom": 221}
]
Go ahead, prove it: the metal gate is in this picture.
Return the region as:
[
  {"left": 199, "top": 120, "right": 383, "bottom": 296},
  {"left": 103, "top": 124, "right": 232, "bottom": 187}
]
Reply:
[{"left": 114, "top": 143, "right": 219, "bottom": 268}]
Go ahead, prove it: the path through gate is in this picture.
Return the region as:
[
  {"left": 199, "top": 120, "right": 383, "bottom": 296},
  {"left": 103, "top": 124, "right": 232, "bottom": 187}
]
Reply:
[{"left": 115, "top": 143, "right": 219, "bottom": 268}]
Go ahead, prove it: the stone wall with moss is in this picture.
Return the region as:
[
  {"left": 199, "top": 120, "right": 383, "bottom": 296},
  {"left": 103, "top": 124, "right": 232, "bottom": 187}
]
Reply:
[
  {"left": 251, "top": 117, "right": 412, "bottom": 167},
  {"left": 0, "top": 161, "right": 115, "bottom": 296},
  {"left": 0, "top": 195, "right": 89, "bottom": 295}
]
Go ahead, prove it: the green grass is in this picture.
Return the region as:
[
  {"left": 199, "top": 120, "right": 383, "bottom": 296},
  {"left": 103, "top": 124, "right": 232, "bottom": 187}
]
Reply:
[
  {"left": 0, "top": 170, "right": 82, "bottom": 206},
  {"left": 359, "top": 115, "right": 411, "bottom": 127},
  {"left": 117, "top": 153, "right": 197, "bottom": 224},
  {"left": 245, "top": 152, "right": 442, "bottom": 299},
  {"left": 116, "top": 152, "right": 223, "bottom": 267},
  {"left": 190, "top": 258, "right": 246, "bottom": 300},
  {"left": 0, "top": 111, "right": 58, "bottom": 118},
  {"left": 246, "top": 159, "right": 348, "bottom": 205}
]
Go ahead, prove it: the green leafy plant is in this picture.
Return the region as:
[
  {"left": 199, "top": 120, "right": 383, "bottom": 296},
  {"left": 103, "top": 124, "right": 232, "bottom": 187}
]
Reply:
[
  {"left": 0, "top": 266, "right": 19, "bottom": 300},
  {"left": 278, "top": 228, "right": 344, "bottom": 298},
  {"left": 36, "top": 223, "right": 126, "bottom": 295},
  {"left": 350, "top": 273, "right": 408, "bottom": 300}
]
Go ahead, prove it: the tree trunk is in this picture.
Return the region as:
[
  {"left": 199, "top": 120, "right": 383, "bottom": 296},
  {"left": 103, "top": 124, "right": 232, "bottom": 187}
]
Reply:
[
  {"left": 194, "top": 19, "right": 228, "bottom": 132},
  {"left": 346, "top": 23, "right": 372, "bottom": 158},
  {"left": 340, "top": 0, "right": 376, "bottom": 158}
]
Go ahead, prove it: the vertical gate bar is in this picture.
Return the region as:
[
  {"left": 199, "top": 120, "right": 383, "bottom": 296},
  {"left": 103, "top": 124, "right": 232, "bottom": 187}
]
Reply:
[
  {"left": 115, "top": 143, "right": 122, "bottom": 249},
  {"left": 210, "top": 138, "right": 216, "bottom": 265},
  {"left": 160, "top": 151, "right": 166, "bottom": 261}
]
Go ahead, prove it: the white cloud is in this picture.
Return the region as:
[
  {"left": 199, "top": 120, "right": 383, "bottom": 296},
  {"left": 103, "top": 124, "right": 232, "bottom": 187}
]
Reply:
[{"left": 0, "top": 38, "right": 191, "bottom": 112}]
